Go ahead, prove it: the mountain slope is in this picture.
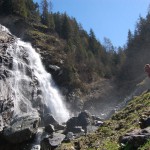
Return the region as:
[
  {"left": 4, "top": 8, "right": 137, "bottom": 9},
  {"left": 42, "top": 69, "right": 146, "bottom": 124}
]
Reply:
[{"left": 59, "top": 90, "right": 150, "bottom": 150}]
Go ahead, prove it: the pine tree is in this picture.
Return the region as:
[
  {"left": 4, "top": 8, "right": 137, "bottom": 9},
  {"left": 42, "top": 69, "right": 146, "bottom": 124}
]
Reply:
[
  {"left": 41, "top": 0, "right": 49, "bottom": 26},
  {"left": 61, "top": 13, "right": 72, "bottom": 40},
  {"left": 47, "top": 0, "right": 55, "bottom": 31},
  {"left": 53, "top": 12, "right": 62, "bottom": 35},
  {"left": 33, "top": 2, "right": 41, "bottom": 22},
  {"left": 25, "top": 0, "right": 37, "bottom": 18},
  {"left": 2, "top": 0, "right": 13, "bottom": 14},
  {"left": 127, "top": 30, "right": 133, "bottom": 47},
  {"left": 48, "top": 14, "right": 55, "bottom": 31},
  {"left": 89, "top": 29, "right": 98, "bottom": 54},
  {"left": 12, "top": 0, "right": 27, "bottom": 18}
]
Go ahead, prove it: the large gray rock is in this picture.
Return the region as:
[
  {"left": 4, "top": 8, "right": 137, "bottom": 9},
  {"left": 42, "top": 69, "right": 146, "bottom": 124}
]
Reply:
[
  {"left": 43, "top": 114, "right": 59, "bottom": 127},
  {"left": 0, "top": 31, "right": 10, "bottom": 43},
  {"left": 139, "top": 116, "right": 150, "bottom": 129},
  {"left": 77, "top": 110, "right": 92, "bottom": 127},
  {"left": 65, "top": 111, "right": 92, "bottom": 134},
  {"left": 3, "top": 114, "right": 40, "bottom": 144},
  {"left": 65, "top": 132, "right": 74, "bottom": 141},
  {"left": 49, "top": 65, "right": 60, "bottom": 72},
  {"left": 45, "top": 124, "right": 55, "bottom": 134},
  {"left": 70, "top": 127, "right": 84, "bottom": 134},
  {"left": 120, "top": 127, "right": 150, "bottom": 149},
  {"left": 40, "top": 133, "right": 65, "bottom": 150},
  {"left": 95, "top": 120, "right": 103, "bottom": 126},
  {"left": 66, "top": 117, "right": 78, "bottom": 131},
  {"left": 43, "top": 114, "right": 64, "bottom": 130}
]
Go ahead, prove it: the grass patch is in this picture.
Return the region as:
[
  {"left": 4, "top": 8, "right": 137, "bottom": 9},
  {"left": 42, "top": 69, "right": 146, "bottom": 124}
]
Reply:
[
  {"left": 63, "top": 91, "right": 150, "bottom": 150},
  {"left": 139, "top": 140, "right": 150, "bottom": 150},
  {"left": 102, "top": 140, "right": 120, "bottom": 150}
]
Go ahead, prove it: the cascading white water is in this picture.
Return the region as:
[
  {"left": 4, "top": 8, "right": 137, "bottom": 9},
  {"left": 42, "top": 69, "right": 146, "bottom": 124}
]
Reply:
[
  {"left": 0, "top": 25, "right": 70, "bottom": 123},
  {"left": 17, "top": 40, "right": 70, "bottom": 122}
]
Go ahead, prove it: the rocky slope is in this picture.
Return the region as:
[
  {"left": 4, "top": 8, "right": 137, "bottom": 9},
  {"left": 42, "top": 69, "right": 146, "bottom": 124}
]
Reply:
[{"left": 59, "top": 90, "right": 150, "bottom": 150}]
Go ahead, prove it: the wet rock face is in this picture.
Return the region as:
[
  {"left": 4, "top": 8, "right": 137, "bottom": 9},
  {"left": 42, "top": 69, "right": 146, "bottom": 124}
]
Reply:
[
  {"left": 43, "top": 114, "right": 59, "bottom": 127},
  {"left": 0, "top": 25, "right": 44, "bottom": 127},
  {"left": 43, "top": 113, "right": 65, "bottom": 131},
  {"left": 3, "top": 115, "right": 40, "bottom": 144},
  {"left": 45, "top": 124, "right": 55, "bottom": 134},
  {"left": 0, "top": 28, "right": 16, "bottom": 128},
  {"left": 0, "top": 25, "right": 42, "bottom": 147}
]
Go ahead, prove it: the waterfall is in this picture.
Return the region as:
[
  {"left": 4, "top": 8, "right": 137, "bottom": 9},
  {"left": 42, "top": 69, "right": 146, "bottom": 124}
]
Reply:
[{"left": 0, "top": 25, "right": 70, "bottom": 123}]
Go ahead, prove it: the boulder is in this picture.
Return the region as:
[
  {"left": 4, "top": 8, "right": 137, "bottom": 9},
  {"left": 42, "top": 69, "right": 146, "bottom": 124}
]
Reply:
[
  {"left": 0, "top": 31, "right": 10, "bottom": 43},
  {"left": 3, "top": 114, "right": 40, "bottom": 144},
  {"left": 40, "top": 133, "right": 65, "bottom": 150},
  {"left": 45, "top": 124, "right": 55, "bottom": 134},
  {"left": 139, "top": 116, "right": 150, "bottom": 129},
  {"left": 66, "top": 117, "right": 78, "bottom": 132},
  {"left": 65, "top": 111, "right": 93, "bottom": 134},
  {"left": 43, "top": 114, "right": 64, "bottom": 130},
  {"left": 65, "top": 132, "right": 74, "bottom": 142},
  {"left": 119, "top": 127, "right": 150, "bottom": 149},
  {"left": 49, "top": 65, "right": 62, "bottom": 77},
  {"left": 49, "top": 65, "right": 60, "bottom": 72},
  {"left": 95, "top": 120, "right": 103, "bottom": 126},
  {"left": 55, "top": 124, "right": 65, "bottom": 131},
  {"left": 77, "top": 110, "right": 92, "bottom": 128},
  {"left": 70, "top": 127, "right": 84, "bottom": 134}
]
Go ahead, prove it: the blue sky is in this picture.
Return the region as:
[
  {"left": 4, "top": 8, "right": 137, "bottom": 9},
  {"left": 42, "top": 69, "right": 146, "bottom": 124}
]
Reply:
[{"left": 34, "top": 0, "right": 150, "bottom": 47}]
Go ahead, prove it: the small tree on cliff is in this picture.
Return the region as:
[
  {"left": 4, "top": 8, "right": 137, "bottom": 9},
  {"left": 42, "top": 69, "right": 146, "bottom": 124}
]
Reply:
[
  {"left": 41, "top": 0, "right": 55, "bottom": 30},
  {"left": 11, "top": 0, "right": 27, "bottom": 18},
  {"left": 61, "top": 13, "right": 72, "bottom": 40},
  {"left": 41, "top": 0, "right": 49, "bottom": 26}
]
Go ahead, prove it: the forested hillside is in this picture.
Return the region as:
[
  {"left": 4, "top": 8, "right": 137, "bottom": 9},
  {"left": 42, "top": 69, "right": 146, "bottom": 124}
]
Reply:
[
  {"left": 118, "top": 12, "right": 150, "bottom": 87},
  {"left": 0, "top": 0, "right": 127, "bottom": 92},
  {"left": 1, "top": 0, "right": 150, "bottom": 95}
]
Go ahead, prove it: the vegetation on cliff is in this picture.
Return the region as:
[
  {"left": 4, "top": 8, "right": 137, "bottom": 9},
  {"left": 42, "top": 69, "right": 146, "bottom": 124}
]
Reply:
[
  {"left": 1, "top": 0, "right": 150, "bottom": 93},
  {"left": 0, "top": 0, "right": 126, "bottom": 92},
  {"left": 59, "top": 90, "right": 150, "bottom": 150}
]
